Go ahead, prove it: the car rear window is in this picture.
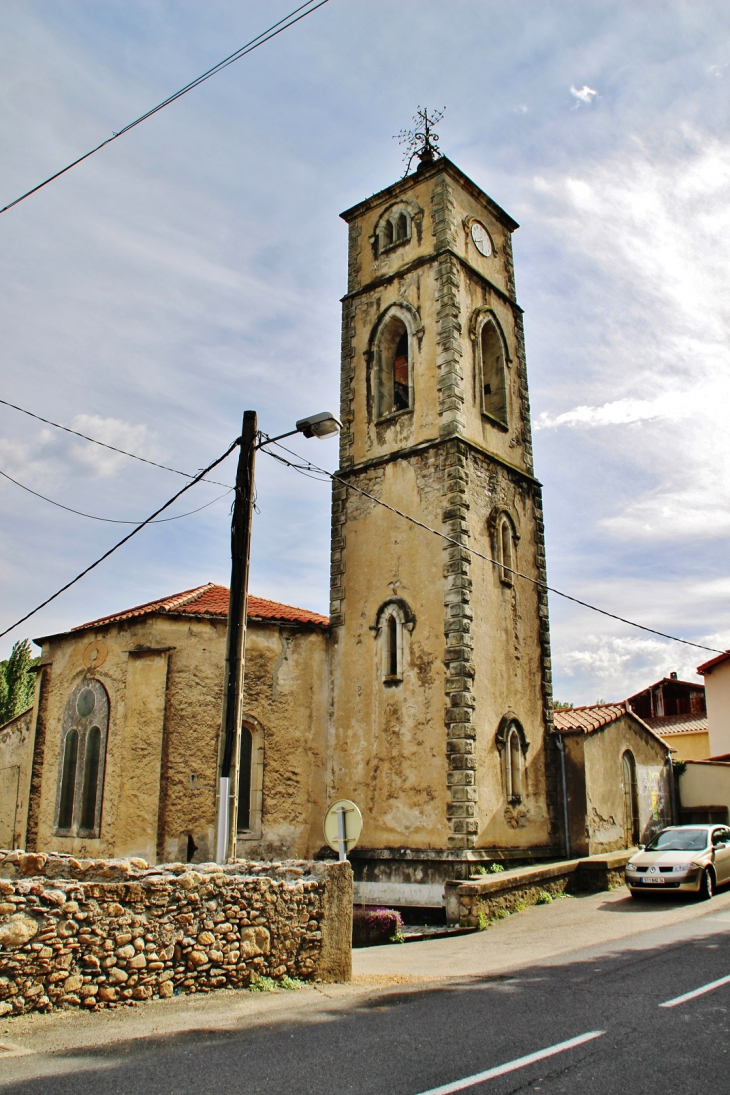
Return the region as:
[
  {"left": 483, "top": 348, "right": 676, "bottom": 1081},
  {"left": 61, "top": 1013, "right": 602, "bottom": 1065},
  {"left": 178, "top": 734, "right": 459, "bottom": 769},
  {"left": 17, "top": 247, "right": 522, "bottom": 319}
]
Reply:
[{"left": 646, "top": 828, "right": 708, "bottom": 852}]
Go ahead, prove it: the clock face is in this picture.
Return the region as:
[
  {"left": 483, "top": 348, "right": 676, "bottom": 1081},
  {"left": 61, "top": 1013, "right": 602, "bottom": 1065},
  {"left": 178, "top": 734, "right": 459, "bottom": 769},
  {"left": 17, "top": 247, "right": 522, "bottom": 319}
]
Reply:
[{"left": 471, "top": 221, "right": 492, "bottom": 257}]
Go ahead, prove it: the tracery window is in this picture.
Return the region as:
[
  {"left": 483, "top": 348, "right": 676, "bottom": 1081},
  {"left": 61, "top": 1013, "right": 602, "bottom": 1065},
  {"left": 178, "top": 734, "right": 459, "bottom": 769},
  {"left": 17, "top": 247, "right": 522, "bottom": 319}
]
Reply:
[
  {"left": 496, "top": 715, "right": 528, "bottom": 805},
  {"left": 375, "top": 313, "right": 411, "bottom": 417},
  {"left": 480, "top": 319, "right": 508, "bottom": 426},
  {"left": 377, "top": 209, "right": 411, "bottom": 253},
  {"left": 55, "top": 679, "right": 109, "bottom": 837}
]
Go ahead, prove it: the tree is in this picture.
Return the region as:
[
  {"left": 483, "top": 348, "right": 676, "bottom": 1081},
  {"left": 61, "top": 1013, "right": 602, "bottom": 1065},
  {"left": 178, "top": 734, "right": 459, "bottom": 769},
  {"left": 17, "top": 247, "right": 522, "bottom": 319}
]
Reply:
[{"left": 0, "top": 639, "right": 38, "bottom": 725}]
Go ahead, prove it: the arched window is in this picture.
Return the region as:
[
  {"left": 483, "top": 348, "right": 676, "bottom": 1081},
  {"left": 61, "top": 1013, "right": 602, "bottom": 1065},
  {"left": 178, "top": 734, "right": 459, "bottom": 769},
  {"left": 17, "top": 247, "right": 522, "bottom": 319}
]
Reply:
[
  {"left": 499, "top": 516, "right": 515, "bottom": 586},
  {"left": 237, "top": 719, "right": 264, "bottom": 841},
  {"left": 383, "top": 219, "right": 394, "bottom": 248},
  {"left": 372, "top": 598, "right": 415, "bottom": 684},
  {"left": 55, "top": 679, "right": 109, "bottom": 837},
  {"left": 507, "top": 725, "right": 522, "bottom": 801},
  {"left": 396, "top": 213, "right": 408, "bottom": 241},
  {"left": 496, "top": 715, "right": 529, "bottom": 805},
  {"left": 622, "top": 750, "right": 640, "bottom": 847},
  {"left": 58, "top": 729, "right": 78, "bottom": 830},
  {"left": 237, "top": 724, "right": 253, "bottom": 831},
  {"left": 480, "top": 320, "right": 508, "bottom": 425},
  {"left": 375, "top": 313, "right": 411, "bottom": 417}
]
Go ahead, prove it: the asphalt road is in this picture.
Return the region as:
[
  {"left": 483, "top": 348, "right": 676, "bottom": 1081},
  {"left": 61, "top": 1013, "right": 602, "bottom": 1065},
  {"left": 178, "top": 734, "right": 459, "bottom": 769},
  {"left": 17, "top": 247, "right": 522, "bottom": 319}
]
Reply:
[{"left": 5, "top": 898, "right": 730, "bottom": 1093}]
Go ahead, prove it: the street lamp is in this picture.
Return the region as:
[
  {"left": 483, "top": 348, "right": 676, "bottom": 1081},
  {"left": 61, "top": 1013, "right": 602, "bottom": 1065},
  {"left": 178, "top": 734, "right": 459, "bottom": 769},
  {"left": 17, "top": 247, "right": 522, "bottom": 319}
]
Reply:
[{"left": 215, "top": 409, "right": 341, "bottom": 863}]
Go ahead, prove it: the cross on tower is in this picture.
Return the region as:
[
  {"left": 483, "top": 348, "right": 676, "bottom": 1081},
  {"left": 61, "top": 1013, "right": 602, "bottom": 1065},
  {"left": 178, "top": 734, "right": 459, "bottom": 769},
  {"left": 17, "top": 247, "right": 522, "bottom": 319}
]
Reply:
[{"left": 396, "top": 106, "right": 446, "bottom": 175}]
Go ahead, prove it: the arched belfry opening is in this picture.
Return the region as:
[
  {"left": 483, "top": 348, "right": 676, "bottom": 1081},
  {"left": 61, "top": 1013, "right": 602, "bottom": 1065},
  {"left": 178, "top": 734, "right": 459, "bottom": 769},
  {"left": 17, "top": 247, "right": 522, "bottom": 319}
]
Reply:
[
  {"left": 481, "top": 320, "right": 508, "bottom": 425},
  {"left": 375, "top": 313, "right": 411, "bottom": 417}
]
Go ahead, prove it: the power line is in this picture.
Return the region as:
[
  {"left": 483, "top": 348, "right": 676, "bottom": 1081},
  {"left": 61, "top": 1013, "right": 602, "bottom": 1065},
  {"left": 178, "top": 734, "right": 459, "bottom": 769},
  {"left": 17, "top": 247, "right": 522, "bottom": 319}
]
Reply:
[
  {"left": 0, "top": 397, "right": 231, "bottom": 488},
  {"left": 260, "top": 440, "right": 724, "bottom": 655},
  {"left": 0, "top": 467, "right": 232, "bottom": 524},
  {"left": 0, "top": 437, "right": 240, "bottom": 640},
  {"left": 0, "top": 0, "right": 331, "bottom": 215}
]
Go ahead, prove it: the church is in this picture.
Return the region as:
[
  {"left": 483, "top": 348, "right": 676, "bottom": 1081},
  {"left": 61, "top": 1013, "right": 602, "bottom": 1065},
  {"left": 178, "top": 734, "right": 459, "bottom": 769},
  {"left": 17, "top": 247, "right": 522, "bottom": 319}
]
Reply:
[{"left": 4, "top": 150, "right": 589, "bottom": 897}]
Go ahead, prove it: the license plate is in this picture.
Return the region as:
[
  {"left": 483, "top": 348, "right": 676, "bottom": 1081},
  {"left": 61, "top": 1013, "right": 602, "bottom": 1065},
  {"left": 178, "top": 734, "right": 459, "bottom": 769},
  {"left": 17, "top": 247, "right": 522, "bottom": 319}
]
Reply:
[{"left": 641, "top": 877, "right": 665, "bottom": 884}]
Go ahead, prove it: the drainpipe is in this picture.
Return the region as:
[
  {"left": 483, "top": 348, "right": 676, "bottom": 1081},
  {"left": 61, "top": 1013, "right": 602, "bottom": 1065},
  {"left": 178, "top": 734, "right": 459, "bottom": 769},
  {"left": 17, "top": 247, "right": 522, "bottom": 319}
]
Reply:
[{"left": 555, "top": 733, "right": 571, "bottom": 859}]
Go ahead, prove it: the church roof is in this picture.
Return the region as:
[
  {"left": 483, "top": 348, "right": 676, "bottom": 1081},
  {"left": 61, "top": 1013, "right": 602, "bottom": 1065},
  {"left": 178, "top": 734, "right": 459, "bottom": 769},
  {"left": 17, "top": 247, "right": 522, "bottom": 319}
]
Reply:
[
  {"left": 553, "top": 702, "right": 673, "bottom": 752},
  {"left": 44, "top": 583, "right": 329, "bottom": 637}
]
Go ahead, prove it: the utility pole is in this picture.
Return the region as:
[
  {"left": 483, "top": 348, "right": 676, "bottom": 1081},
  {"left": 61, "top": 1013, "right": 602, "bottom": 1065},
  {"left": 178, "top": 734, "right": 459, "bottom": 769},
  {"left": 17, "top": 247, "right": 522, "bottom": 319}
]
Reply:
[{"left": 216, "top": 409, "right": 257, "bottom": 863}]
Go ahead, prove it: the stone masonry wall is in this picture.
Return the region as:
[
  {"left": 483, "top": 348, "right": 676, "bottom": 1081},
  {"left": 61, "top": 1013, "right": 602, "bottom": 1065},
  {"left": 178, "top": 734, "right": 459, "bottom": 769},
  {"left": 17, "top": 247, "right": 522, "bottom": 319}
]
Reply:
[{"left": 0, "top": 851, "right": 352, "bottom": 1017}]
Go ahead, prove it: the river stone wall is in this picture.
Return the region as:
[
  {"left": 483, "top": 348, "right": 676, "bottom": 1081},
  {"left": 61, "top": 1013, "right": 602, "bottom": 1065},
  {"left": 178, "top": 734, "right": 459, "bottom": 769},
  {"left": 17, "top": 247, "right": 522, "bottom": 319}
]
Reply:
[{"left": 0, "top": 851, "right": 352, "bottom": 1017}]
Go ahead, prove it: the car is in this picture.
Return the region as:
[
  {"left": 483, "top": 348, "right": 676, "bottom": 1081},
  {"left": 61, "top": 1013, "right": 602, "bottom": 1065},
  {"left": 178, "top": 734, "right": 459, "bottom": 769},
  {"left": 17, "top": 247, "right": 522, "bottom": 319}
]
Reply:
[{"left": 625, "top": 824, "right": 730, "bottom": 900}]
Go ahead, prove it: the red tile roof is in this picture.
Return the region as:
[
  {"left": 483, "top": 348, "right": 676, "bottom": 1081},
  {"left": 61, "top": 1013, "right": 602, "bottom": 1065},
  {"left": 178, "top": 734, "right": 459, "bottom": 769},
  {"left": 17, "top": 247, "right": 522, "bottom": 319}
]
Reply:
[
  {"left": 697, "top": 650, "right": 730, "bottom": 675},
  {"left": 643, "top": 713, "right": 709, "bottom": 737},
  {"left": 553, "top": 703, "right": 629, "bottom": 734},
  {"left": 70, "top": 583, "right": 329, "bottom": 633}
]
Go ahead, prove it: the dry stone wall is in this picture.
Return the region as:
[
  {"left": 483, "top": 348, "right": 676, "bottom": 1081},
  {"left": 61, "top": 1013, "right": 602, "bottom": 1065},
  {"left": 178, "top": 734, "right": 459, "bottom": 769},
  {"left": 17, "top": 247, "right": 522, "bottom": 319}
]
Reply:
[{"left": 0, "top": 851, "right": 352, "bottom": 1017}]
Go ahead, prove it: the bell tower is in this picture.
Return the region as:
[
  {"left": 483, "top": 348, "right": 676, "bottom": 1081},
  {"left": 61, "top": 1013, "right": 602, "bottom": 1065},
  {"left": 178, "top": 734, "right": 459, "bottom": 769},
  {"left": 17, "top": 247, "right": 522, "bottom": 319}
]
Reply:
[{"left": 327, "top": 142, "right": 557, "bottom": 885}]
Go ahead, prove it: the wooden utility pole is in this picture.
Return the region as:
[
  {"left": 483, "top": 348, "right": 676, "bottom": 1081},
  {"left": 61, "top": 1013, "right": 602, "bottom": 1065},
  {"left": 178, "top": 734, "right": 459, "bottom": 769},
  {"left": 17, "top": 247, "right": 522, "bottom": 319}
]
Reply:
[{"left": 216, "top": 409, "right": 257, "bottom": 862}]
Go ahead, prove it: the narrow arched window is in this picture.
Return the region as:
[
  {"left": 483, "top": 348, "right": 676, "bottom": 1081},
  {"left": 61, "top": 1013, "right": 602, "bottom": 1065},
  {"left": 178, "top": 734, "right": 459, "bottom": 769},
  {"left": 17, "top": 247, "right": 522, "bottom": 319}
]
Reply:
[
  {"left": 80, "top": 726, "right": 101, "bottom": 830},
  {"left": 374, "top": 599, "right": 413, "bottom": 684},
  {"left": 499, "top": 517, "right": 515, "bottom": 585},
  {"left": 58, "top": 728, "right": 78, "bottom": 830},
  {"left": 506, "top": 725, "right": 523, "bottom": 801},
  {"left": 387, "top": 615, "right": 399, "bottom": 678},
  {"left": 396, "top": 213, "right": 408, "bottom": 241},
  {"left": 383, "top": 219, "right": 394, "bottom": 248},
  {"left": 481, "top": 320, "right": 507, "bottom": 425},
  {"left": 622, "top": 751, "right": 640, "bottom": 846},
  {"left": 55, "top": 679, "right": 109, "bottom": 837},
  {"left": 238, "top": 724, "right": 253, "bottom": 831},
  {"left": 376, "top": 314, "right": 411, "bottom": 417}
]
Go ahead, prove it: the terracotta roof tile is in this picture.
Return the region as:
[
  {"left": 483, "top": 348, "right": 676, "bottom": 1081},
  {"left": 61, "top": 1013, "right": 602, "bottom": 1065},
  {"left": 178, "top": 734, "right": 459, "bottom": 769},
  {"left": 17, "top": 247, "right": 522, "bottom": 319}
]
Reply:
[
  {"left": 643, "top": 713, "right": 709, "bottom": 737},
  {"left": 71, "top": 583, "right": 329, "bottom": 633},
  {"left": 697, "top": 650, "right": 730, "bottom": 675},
  {"left": 553, "top": 703, "right": 629, "bottom": 734}
]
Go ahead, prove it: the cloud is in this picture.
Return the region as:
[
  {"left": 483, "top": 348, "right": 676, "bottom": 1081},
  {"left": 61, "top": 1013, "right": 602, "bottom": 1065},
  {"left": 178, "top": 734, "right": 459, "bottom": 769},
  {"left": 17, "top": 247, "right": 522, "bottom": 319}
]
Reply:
[
  {"left": 0, "top": 416, "right": 158, "bottom": 482},
  {"left": 570, "top": 84, "right": 597, "bottom": 105}
]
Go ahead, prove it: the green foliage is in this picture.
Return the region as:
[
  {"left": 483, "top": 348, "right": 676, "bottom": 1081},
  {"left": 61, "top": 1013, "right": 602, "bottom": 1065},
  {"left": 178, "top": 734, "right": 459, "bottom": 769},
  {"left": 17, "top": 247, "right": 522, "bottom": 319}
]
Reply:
[
  {"left": 672, "top": 759, "right": 687, "bottom": 778},
  {"left": 477, "top": 912, "right": 489, "bottom": 931},
  {"left": 552, "top": 700, "right": 574, "bottom": 710},
  {"left": 492, "top": 907, "right": 509, "bottom": 920},
  {"left": 488, "top": 862, "right": 505, "bottom": 874},
  {"left": 535, "top": 890, "right": 553, "bottom": 905},
  {"left": 248, "top": 974, "right": 306, "bottom": 993},
  {"left": 0, "top": 639, "right": 38, "bottom": 726},
  {"left": 514, "top": 901, "right": 527, "bottom": 913}
]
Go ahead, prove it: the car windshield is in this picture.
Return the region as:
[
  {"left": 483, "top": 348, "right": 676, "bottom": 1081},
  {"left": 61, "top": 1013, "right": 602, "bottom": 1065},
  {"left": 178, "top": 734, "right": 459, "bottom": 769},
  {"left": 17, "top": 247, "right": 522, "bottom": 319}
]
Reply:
[{"left": 645, "top": 828, "right": 708, "bottom": 852}]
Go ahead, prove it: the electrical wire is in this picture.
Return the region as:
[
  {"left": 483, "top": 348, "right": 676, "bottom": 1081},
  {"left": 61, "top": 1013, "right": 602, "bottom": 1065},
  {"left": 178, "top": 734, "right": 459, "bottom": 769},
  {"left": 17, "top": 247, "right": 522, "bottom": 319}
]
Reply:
[
  {"left": 0, "top": 0, "right": 331, "bottom": 215},
  {"left": 0, "top": 397, "right": 231, "bottom": 488},
  {"left": 0, "top": 467, "right": 233, "bottom": 524},
  {"left": 260, "top": 439, "right": 724, "bottom": 655},
  {"left": 0, "top": 437, "right": 240, "bottom": 640}
]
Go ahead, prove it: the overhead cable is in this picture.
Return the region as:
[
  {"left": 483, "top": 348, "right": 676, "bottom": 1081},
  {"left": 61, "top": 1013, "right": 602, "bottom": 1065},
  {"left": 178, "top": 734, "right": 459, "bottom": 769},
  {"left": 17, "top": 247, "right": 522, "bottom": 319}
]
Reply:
[
  {"left": 0, "top": 397, "right": 231, "bottom": 488},
  {"left": 261, "top": 440, "right": 724, "bottom": 655},
  {"left": 0, "top": 0, "right": 331, "bottom": 215},
  {"left": 0, "top": 467, "right": 232, "bottom": 524},
  {"left": 0, "top": 437, "right": 240, "bottom": 640}
]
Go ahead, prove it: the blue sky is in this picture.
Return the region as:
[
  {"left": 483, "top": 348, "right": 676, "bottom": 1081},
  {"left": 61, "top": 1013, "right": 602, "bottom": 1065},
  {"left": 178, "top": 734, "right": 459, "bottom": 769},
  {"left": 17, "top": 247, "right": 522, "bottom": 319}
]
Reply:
[{"left": 1, "top": 0, "right": 729, "bottom": 704}]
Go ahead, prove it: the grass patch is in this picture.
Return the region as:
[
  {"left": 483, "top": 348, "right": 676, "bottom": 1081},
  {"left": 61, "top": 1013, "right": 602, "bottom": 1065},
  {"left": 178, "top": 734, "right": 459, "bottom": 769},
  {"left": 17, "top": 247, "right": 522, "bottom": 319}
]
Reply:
[
  {"left": 248, "top": 974, "right": 307, "bottom": 993},
  {"left": 535, "top": 890, "right": 553, "bottom": 905}
]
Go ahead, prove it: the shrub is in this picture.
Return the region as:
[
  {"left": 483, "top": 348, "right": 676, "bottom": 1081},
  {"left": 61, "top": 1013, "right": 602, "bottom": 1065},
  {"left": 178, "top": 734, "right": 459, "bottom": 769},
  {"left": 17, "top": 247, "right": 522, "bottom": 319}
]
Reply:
[
  {"left": 488, "top": 862, "right": 505, "bottom": 874},
  {"left": 535, "top": 890, "right": 553, "bottom": 905},
  {"left": 352, "top": 907, "right": 404, "bottom": 947}
]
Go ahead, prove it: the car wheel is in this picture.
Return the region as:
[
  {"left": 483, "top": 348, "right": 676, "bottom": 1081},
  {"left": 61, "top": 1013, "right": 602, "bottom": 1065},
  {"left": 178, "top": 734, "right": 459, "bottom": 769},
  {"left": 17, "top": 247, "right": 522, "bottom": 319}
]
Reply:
[
  {"left": 629, "top": 890, "right": 643, "bottom": 900},
  {"left": 699, "top": 868, "right": 715, "bottom": 901}
]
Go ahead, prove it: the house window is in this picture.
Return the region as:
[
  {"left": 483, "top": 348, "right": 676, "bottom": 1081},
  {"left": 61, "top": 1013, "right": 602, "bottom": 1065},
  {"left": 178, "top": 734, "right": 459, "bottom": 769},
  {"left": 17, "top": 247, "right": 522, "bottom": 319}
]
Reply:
[
  {"left": 55, "top": 679, "right": 109, "bottom": 837},
  {"left": 376, "top": 314, "right": 412, "bottom": 417},
  {"left": 622, "top": 750, "right": 640, "bottom": 847},
  {"left": 480, "top": 319, "right": 508, "bottom": 426},
  {"left": 499, "top": 516, "right": 516, "bottom": 585}
]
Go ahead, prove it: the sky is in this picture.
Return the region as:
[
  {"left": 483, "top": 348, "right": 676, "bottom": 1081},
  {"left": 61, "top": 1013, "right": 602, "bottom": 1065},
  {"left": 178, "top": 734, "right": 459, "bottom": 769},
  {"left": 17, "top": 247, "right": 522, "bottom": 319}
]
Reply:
[{"left": 1, "top": 0, "right": 730, "bottom": 705}]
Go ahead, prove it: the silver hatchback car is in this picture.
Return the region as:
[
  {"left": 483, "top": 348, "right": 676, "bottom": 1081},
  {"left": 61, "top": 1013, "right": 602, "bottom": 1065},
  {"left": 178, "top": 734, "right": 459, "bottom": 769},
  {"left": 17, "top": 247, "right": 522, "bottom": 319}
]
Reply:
[{"left": 625, "top": 824, "right": 730, "bottom": 900}]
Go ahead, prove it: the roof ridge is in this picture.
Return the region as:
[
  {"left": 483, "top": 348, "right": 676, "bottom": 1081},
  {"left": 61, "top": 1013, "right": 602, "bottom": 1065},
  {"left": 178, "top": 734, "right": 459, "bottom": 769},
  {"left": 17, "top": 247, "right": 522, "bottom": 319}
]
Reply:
[{"left": 161, "top": 583, "right": 215, "bottom": 612}]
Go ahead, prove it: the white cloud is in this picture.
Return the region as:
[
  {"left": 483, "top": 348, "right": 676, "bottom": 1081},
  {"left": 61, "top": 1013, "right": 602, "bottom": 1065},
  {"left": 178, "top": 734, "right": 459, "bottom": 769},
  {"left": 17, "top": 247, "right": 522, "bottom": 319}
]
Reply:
[{"left": 570, "top": 84, "right": 597, "bottom": 105}]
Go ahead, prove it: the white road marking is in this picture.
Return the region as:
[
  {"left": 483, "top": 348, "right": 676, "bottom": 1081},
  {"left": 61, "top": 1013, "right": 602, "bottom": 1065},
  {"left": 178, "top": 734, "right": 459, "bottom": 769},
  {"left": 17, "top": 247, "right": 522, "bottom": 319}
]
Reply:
[
  {"left": 413, "top": 1031, "right": 606, "bottom": 1094},
  {"left": 659, "top": 973, "right": 730, "bottom": 1008}
]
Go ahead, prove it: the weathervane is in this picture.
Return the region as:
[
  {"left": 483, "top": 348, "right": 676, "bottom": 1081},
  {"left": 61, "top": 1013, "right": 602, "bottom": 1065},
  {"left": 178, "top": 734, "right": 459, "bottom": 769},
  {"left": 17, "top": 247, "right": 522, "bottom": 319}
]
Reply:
[{"left": 395, "top": 106, "right": 446, "bottom": 176}]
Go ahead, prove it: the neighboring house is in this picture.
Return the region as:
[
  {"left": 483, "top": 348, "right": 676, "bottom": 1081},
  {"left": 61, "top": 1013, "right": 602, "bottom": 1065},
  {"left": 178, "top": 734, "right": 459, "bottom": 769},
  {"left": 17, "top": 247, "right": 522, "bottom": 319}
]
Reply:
[
  {"left": 677, "top": 760, "right": 730, "bottom": 826},
  {"left": 627, "top": 674, "right": 709, "bottom": 760},
  {"left": 0, "top": 706, "right": 34, "bottom": 850},
  {"left": 553, "top": 703, "right": 673, "bottom": 857},
  {"left": 2, "top": 152, "right": 563, "bottom": 892},
  {"left": 696, "top": 651, "right": 730, "bottom": 758}
]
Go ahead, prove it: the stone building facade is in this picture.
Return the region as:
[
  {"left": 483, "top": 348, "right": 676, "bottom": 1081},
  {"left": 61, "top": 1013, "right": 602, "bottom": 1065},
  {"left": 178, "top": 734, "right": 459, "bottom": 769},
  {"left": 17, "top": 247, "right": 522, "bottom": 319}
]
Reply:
[{"left": 3, "top": 155, "right": 562, "bottom": 888}]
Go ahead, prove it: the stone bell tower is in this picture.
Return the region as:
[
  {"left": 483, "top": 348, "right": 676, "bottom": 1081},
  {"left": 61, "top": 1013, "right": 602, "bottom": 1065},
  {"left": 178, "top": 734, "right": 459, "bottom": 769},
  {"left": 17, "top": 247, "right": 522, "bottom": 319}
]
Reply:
[{"left": 327, "top": 145, "right": 558, "bottom": 887}]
